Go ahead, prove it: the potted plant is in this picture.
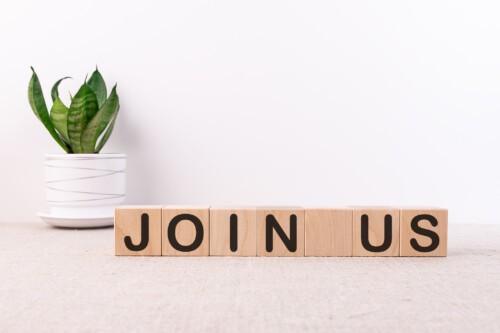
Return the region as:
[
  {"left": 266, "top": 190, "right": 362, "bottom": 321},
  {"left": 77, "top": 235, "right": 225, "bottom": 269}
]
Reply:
[{"left": 28, "top": 67, "right": 125, "bottom": 228}]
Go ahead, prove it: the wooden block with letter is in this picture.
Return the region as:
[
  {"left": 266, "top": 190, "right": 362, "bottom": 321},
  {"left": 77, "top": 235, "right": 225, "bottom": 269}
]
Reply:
[
  {"left": 305, "top": 208, "right": 353, "bottom": 256},
  {"left": 352, "top": 206, "right": 400, "bottom": 257},
  {"left": 257, "top": 206, "right": 305, "bottom": 257},
  {"left": 210, "top": 206, "right": 257, "bottom": 256},
  {"left": 399, "top": 207, "right": 448, "bottom": 257},
  {"left": 162, "top": 206, "right": 210, "bottom": 256},
  {"left": 115, "top": 205, "right": 163, "bottom": 256}
]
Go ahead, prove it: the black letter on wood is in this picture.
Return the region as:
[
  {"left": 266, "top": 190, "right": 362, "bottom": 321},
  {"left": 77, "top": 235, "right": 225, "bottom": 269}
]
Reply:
[
  {"left": 168, "top": 214, "right": 204, "bottom": 252},
  {"left": 410, "top": 214, "right": 440, "bottom": 252},
  {"left": 361, "top": 214, "right": 392, "bottom": 252},
  {"left": 124, "top": 213, "right": 149, "bottom": 251},
  {"left": 266, "top": 214, "right": 297, "bottom": 252},
  {"left": 230, "top": 214, "right": 238, "bottom": 252}
]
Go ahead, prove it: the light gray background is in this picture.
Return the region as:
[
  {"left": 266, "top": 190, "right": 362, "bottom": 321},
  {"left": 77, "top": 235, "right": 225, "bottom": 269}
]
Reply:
[
  {"left": 1, "top": 1, "right": 499, "bottom": 224},
  {"left": 1, "top": 223, "right": 499, "bottom": 332}
]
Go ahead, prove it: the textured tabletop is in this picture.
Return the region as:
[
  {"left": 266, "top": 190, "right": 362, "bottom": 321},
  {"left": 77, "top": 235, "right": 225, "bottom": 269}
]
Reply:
[{"left": 0, "top": 222, "right": 499, "bottom": 332}]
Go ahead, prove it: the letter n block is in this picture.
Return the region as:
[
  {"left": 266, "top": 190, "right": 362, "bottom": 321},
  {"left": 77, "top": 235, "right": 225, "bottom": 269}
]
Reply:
[
  {"left": 210, "top": 207, "right": 257, "bottom": 256},
  {"left": 162, "top": 206, "right": 210, "bottom": 256},
  {"left": 257, "top": 207, "right": 305, "bottom": 257},
  {"left": 352, "top": 207, "right": 400, "bottom": 257},
  {"left": 305, "top": 208, "right": 353, "bottom": 256},
  {"left": 399, "top": 207, "right": 448, "bottom": 257},
  {"left": 114, "top": 206, "right": 162, "bottom": 256}
]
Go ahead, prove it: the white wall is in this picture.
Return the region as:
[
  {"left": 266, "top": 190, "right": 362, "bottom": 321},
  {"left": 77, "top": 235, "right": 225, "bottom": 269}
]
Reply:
[{"left": 1, "top": 1, "right": 499, "bottom": 224}]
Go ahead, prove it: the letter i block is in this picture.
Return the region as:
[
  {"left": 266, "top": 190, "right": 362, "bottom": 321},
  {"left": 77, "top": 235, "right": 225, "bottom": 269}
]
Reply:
[
  {"left": 162, "top": 206, "right": 210, "bottom": 256},
  {"left": 352, "top": 207, "right": 400, "bottom": 257},
  {"left": 210, "top": 207, "right": 257, "bottom": 256},
  {"left": 305, "top": 208, "right": 353, "bottom": 256},
  {"left": 257, "top": 207, "right": 305, "bottom": 257},
  {"left": 115, "top": 206, "right": 163, "bottom": 256},
  {"left": 399, "top": 207, "right": 448, "bottom": 257}
]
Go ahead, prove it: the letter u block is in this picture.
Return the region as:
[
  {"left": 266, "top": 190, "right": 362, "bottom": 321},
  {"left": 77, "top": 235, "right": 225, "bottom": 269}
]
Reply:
[
  {"left": 257, "top": 207, "right": 305, "bottom": 257},
  {"left": 162, "top": 206, "right": 210, "bottom": 256},
  {"left": 352, "top": 206, "right": 400, "bottom": 257},
  {"left": 115, "top": 206, "right": 163, "bottom": 256},
  {"left": 399, "top": 207, "right": 448, "bottom": 257}
]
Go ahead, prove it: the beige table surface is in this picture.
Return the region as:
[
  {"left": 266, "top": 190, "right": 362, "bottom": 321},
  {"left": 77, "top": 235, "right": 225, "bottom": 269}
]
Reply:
[{"left": 0, "top": 222, "right": 499, "bottom": 333}]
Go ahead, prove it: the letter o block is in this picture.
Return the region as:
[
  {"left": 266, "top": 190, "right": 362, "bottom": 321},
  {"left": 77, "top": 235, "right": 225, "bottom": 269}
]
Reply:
[
  {"left": 399, "top": 207, "right": 448, "bottom": 257},
  {"left": 162, "top": 206, "right": 210, "bottom": 256},
  {"left": 115, "top": 206, "right": 163, "bottom": 256},
  {"left": 352, "top": 207, "right": 400, "bottom": 257}
]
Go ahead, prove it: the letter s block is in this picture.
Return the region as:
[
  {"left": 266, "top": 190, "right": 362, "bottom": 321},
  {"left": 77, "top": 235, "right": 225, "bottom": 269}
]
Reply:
[
  {"left": 115, "top": 206, "right": 163, "bottom": 256},
  {"left": 162, "top": 206, "right": 210, "bottom": 256},
  {"left": 257, "top": 207, "right": 305, "bottom": 257},
  {"left": 352, "top": 207, "right": 400, "bottom": 257},
  {"left": 399, "top": 207, "right": 448, "bottom": 257}
]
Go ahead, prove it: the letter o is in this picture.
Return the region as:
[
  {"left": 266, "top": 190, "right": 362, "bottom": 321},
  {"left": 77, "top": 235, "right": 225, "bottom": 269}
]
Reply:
[{"left": 167, "top": 214, "right": 204, "bottom": 252}]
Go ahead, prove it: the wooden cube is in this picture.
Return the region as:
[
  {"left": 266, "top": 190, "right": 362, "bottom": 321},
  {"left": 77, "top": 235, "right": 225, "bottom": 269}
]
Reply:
[
  {"left": 115, "top": 206, "right": 163, "bottom": 256},
  {"left": 210, "top": 206, "right": 257, "bottom": 256},
  {"left": 399, "top": 207, "right": 448, "bottom": 257},
  {"left": 305, "top": 208, "right": 353, "bottom": 256},
  {"left": 257, "top": 207, "right": 305, "bottom": 257},
  {"left": 162, "top": 206, "right": 210, "bottom": 256},
  {"left": 352, "top": 206, "right": 400, "bottom": 257}
]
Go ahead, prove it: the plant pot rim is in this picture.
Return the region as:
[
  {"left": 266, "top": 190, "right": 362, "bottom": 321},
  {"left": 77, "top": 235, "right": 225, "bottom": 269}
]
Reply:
[{"left": 44, "top": 153, "right": 126, "bottom": 159}]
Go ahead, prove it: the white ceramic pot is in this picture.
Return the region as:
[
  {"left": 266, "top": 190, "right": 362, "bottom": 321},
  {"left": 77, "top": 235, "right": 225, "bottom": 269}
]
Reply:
[{"left": 39, "top": 153, "right": 126, "bottom": 228}]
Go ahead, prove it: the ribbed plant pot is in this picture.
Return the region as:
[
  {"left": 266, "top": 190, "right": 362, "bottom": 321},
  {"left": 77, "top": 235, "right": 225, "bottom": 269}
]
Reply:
[{"left": 41, "top": 153, "right": 126, "bottom": 228}]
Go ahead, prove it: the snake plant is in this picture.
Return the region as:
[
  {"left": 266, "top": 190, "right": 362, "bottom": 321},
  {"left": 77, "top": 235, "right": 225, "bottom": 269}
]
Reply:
[{"left": 28, "top": 67, "right": 120, "bottom": 153}]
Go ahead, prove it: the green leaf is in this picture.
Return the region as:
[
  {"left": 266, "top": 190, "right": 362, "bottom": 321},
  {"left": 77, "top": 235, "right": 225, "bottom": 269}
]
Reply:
[
  {"left": 50, "top": 76, "right": 72, "bottom": 143},
  {"left": 51, "top": 76, "right": 71, "bottom": 102},
  {"left": 81, "top": 85, "right": 119, "bottom": 153},
  {"left": 87, "top": 67, "right": 107, "bottom": 108},
  {"left": 57, "top": 132, "right": 73, "bottom": 153},
  {"left": 67, "top": 84, "right": 98, "bottom": 153},
  {"left": 27, "top": 67, "right": 69, "bottom": 153},
  {"left": 50, "top": 98, "right": 70, "bottom": 142},
  {"left": 95, "top": 108, "right": 119, "bottom": 153}
]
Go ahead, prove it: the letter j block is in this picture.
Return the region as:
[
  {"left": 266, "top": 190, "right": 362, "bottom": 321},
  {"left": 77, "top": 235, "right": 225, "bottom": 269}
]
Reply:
[{"left": 115, "top": 206, "right": 163, "bottom": 256}]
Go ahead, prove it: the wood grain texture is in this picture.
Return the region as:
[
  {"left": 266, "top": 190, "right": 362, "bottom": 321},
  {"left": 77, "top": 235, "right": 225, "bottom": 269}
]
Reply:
[
  {"left": 352, "top": 207, "right": 400, "bottom": 257},
  {"left": 399, "top": 207, "right": 448, "bottom": 257},
  {"left": 210, "top": 207, "right": 257, "bottom": 256},
  {"left": 114, "top": 206, "right": 162, "bottom": 256},
  {"left": 162, "top": 206, "right": 210, "bottom": 256},
  {"left": 305, "top": 208, "right": 353, "bottom": 257},
  {"left": 257, "top": 207, "right": 305, "bottom": 257}
]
